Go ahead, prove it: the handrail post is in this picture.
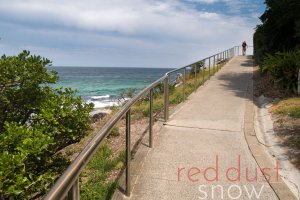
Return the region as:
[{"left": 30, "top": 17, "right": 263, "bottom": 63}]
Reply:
[
  {"left": 202, "top": 60, "right": 205, "bottom": 83},
  {"left": 183, "top": 68, "right": 186, "bottom": 101},
  {"left": 68, "top": 179, "right": 79, "bottom": 200},
  {"left": 164, "top": 76, "right": 169, "bottom": 122},
  {"left": 213, "top": 55, "right": 215, "bottom": 74},
  {"left": 219, "top": 53, "right": 221, "bottom": 69},
  {"left": 217, "top": 54, "right": 219, "bottom": 70},
  {"left": 208, "top": 57, "right": 211, "bottom": 78},
  {"left": 149, "top": 89, "right": 153, "bottom": 148},
  {"left": 194, "top": 64, "right": 197, "bottom": 89},
  {"left": 126, "top": 109, "right": 131, "bottom": 197},
  {"left": 219, "top": 53, "right": 221, "bottom": 68}
]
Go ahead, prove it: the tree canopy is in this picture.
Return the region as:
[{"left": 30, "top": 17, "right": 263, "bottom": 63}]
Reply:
[
  {"left": 0, "top": 51, "right": 93, "bottom": 199},
  {"left": 254, "top": 0, "right": 300, "bottom": 63}
]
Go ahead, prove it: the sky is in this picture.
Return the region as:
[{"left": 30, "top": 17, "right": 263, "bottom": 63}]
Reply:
[{"left": 0, "top": 0, "right": 265, "bottom": 68}]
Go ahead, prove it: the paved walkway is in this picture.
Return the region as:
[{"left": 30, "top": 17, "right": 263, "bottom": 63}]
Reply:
[{"left": 113, "top": 56, "right": 296, "bottom": 200}]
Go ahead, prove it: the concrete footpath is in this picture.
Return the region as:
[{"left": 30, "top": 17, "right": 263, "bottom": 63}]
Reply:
[{"left": 113, "top": 56, "right": 297, "bottom": 200}]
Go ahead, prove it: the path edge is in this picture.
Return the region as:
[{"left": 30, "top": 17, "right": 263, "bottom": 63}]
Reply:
[{"left": 243, "top": 65, "right": 298, "bottom": 200}]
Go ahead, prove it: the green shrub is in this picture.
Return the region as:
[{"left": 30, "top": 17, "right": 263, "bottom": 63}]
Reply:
[
  {"left": 262, "top": 50, "right": 300, "bottom": 93},
  {"left": 294, "top": 140, "right": 300, "bottom": 149},
  {"left": 81, "top": 144, "right": 125, "bottom": 200},
  {"left": 142, "top": 99, "right": 163, "bottom": 117},
  {"left": 169, "top": 89, "right": 184, "bottom": 104},
  {"left": 0, "top": 51, "right": 93, "bottom": 199},
  {"left": 253, "top": 0, "right": 300, "bottom": 63},
  {"left": 290, "top": 108, "right": 300, "bottom": 118},
  {"left": 109, "top": 127, "right": 120, "bottom": 137}
]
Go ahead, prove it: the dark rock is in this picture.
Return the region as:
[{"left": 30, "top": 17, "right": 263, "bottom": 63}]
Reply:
[{"left": 89, "top": 109, "right": 112, "bottom": 122}]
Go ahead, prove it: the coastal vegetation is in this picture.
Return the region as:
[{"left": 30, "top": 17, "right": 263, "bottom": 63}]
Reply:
[
  {"left": 81, "top": 143, "right": 125, "bottom": 200},
  {"left": 261, "top": 51, "right": 300, "bottom": 93},
  {"left": 0, "top": 51, "right": 93, "bottom": 199},
  {"left": 253, "top": 0, "right": 300, "bottom": 169},
  {"left": 253, "top": 0, "right": 300, "bottom": 94},
  {"left": 269, "top": 98, "right": 300, "bottom": 169},
  {"left": 272, "top": 98, "right": 300, "bottom": 119},
  {"left": 0, "top": 49, "right": 224, "bottom": 199}
]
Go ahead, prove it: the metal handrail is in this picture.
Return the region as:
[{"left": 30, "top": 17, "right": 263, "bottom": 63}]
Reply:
[
  {"left": 44, "top": 46, "right": 241, "bottom": 200},
  {"left": 44, "top": 76, "right": 165, "bottom": 199}
]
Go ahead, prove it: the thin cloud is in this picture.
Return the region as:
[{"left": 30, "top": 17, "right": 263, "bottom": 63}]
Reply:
[
  {"left": 0, "top": 0, "right": 249, "bottom": 40},
  {"left": 183, "top": 0, "right": 221, "bottom": 3},
  {"left": 0, "top": 0, "right": 261, "bottom": 67}
]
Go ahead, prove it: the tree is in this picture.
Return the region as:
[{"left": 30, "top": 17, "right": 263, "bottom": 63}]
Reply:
[
  {"left": 253, "top": 0, "right": 300, "bottom": 62},
  {"left": 0, "top": 51, "right": 93, "bottom": 199}
]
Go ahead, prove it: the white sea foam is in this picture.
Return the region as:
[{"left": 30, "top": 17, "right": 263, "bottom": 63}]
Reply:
[
  {"left": 90, "top": 95, "right": 110, "bottom": 100},
  {"left": 88, "top": 100, "right": 119, "bottom": 108},
  {"left": 87, "top": 97, "right": 131, "bottom": 109}
]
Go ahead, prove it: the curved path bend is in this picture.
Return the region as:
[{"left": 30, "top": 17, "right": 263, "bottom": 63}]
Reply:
[{"left": 113, "top": 56, "right": 297, "bottom": 200}]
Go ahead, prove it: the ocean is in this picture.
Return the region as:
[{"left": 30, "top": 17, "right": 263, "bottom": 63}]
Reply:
[{"left": 48, "top": 67, "right": 172, "bottom": 109}]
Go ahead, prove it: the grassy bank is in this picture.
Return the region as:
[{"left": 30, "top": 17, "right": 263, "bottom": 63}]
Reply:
[
  {"left": 254, "top": 66, "right": 300, "bottom": 170},
  {"left": 270, "top": 98, "right": 300, "bottom": 152},
  {"left": 271, "top": 98, "right": 300, "bottom": 119},
  {"left": 81, "top": 143, "right": 125, "bottom": 200},
  {"left": 131, "top": 68, "right": 213, "bottom": 119}
]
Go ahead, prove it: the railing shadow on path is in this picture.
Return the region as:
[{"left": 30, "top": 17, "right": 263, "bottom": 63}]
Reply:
[{"left": 216, "top": 55, "right": 254, "bottom": 101}]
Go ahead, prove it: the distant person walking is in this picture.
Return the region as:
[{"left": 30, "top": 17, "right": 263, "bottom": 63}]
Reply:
[{"left": 242, "top": 41, "right": 247, "bottom": 56}]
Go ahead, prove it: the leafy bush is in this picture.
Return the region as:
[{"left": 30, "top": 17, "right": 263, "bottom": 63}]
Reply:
[
  {"left": 261, "top": 50, "right": 300, "bottom": 93},
  {"left": 253, "top": 0, "right": 300, "bottom": 63},
  {"left": 108, "top": 127, "right": 120, "bottom": 137},
  {"left": 0, "top": 51, "right": 93, "bottom": 199}
]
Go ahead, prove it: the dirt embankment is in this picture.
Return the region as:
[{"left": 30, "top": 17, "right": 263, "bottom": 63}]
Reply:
[{"left": 253, "top": 66, "right": 300, "bottom": 170}]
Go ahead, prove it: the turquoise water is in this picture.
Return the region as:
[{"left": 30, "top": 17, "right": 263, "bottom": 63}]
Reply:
[{"left": 49, "top": 67, "right": 172, "bottom": 108}]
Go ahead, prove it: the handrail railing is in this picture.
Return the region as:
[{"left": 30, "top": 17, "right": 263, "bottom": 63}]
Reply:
[{"left": 45, "top": 46, "right": 241, "bottom": 200}]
